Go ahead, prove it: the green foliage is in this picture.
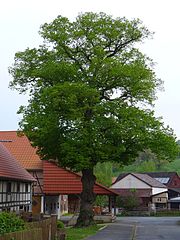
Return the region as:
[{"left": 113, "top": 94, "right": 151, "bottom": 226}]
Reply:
[
  {"left": 9, "top": 12, "right": 179, "bottom": 227},
  {"left": 95, "top": 196, "right": 108, "bottom": 207},
  {"left": 9, "top": 12, "right": 178, "bottom": 172},
  {"left": 154, "top": 210, "right": 180, "bottom": 217},
  {"left": 0, "top": 212, "right": 26, "bottom": 235},
  {"left": 116, "top": 192, "right": 139, "bottom": 210},
  {"left": 94, "top": 162, "right": 113, "bottom": 207},
  {"left": 57, "top": 220, "right": 65, "bottom": 229},
  {"left": 94, "top": 162, "right": 113, "bottom": 187},
  {"left": 124, "top": 160, "right": 157, "bottom": 172},
  {"left": 112, "top": 149, "right": 178, "bottom": 174},
  {"left": 160, "top": 157, "right": 180, "bottom": 174}
]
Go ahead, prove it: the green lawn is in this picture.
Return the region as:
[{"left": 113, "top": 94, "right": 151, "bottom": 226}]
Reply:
[
  {"left": 66, "top": 225, "right": 105, "bottom": 240},
  {"left": 154, "top": 211, "right": 180, "bottom": 217}
]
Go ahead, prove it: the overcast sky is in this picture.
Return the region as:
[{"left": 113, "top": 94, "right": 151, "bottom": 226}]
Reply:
[{"left": 1, "top": 0, "right": 180, "bottom": 138}]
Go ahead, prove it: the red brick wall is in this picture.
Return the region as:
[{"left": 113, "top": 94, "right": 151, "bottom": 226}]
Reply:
[{"left": 168, "top": 174, "right": 180, "bottom": 188}]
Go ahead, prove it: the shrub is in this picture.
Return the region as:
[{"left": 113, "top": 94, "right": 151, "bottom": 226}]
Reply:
[
  {"left": 0, "top": 212, "right": 26, "bottom": 235},
  {"left": 116, "top": 193, "right": 140, "bottom": 211},
  {"left": 154, "top": 210, "right": 180, "bottom": 217},
  {"left": 57, "top": 220, "right": 65, "bottom": 229}
]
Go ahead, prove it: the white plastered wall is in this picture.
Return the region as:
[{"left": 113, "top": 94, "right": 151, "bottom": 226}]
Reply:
[
  {"left": 152, "top": 187, "right": 168, "bottom": 195},
  {"left": 111, "top": 174, "right": 151, "bottom": 189}
]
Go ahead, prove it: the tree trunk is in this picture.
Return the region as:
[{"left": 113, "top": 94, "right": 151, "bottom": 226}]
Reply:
[{"left": 75, "top": 168, "right": 96, "bottom": 227}]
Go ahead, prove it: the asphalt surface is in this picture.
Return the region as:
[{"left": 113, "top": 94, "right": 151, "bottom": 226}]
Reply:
[{"left": 85, "top": 217, "right": 180, "bottom": 240}]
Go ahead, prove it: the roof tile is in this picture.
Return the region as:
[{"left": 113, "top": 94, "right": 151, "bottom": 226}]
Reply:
[
  {"left": 0, "top": 131, "right": 42, "bottom": 170},
  {"left": 43, "top": 161, "right": 117, "bottom": 195},
  {"left": 0, "top": 143, "right": 35, "bottom": 182}
]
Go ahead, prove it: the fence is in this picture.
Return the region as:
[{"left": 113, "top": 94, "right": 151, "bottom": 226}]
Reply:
[
  {"left": 0, "top": 215, "right": 57, "bottom": 240},
  {"left": 0, "top": 229, "right": 42, "bottom": 240}
]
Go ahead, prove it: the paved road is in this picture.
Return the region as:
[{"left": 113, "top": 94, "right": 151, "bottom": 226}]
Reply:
[{"left": 85, "top": 217, "right": 180, "bottom": 240}]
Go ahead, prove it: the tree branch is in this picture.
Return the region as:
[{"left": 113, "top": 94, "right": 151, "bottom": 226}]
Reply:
[
  {"left": 61, "top": 45, "right": 84, "bottom": 72},
  {"left": 106, "top": 37, "right": 140, "bottom": 58}
]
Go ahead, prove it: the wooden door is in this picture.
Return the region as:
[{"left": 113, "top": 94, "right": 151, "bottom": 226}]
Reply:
[{"left": 32, "top": 195, "right": 41, "bottom": 214}]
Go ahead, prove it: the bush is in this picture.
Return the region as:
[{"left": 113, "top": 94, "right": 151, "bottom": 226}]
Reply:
[
  {"left": 116, "top": 194, "right": 139, "bottom": 211},
  {"left": 0, "top": 212, "right": 26, "bottom": 235},
  {"left": 95, "top": 195, "right": 108, "bottom": 208},
  {"left": 154, "top": 210, "right": 180, "bottom": 217},
  {"left": 57, "top": 220, "right": 65, "bottom": 229}
]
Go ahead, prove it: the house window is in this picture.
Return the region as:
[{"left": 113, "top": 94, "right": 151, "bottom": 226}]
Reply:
[
  {"left": 17, "top": 183, "right": 20, "bottom": 192},
  {"left": 19, "top": 205, "right": 24, "bottom": 210},
  {"left": 54, "top": 202, "right": 56, "bottom": 210},
  {"left": 25, "top": 183, "right": 29, "bottom": 193},
  {"left": 6, "top": 182, "right": 11, "bottom": 193}
]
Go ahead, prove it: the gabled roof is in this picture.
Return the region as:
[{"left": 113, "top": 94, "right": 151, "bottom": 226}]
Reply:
[
  {"left": 43, "top": 161, "right": 118, "bottom": 195},
  {"left": 113, "top": 173, "right": 128, "bottom": 184},
  {"left": 113, "top": 173, "right": 166, "bottom": 188},
  {"left": 132, "top": 173, "right": 166, "bottom": 188},
  {"left": 145, "top": 172, "right": 179, "bottom": 185},
  {"left": 0, "top": 131, "right": 42, "bottom": 170},
  {"left": 145, "top": 172, "right": 178, "bottom": 178},
  {"left": 0, "top": 131, "right": 118, "bottom": 195},
  {"left": 0, "top": 143, "right": 35, "bottom": 182}
]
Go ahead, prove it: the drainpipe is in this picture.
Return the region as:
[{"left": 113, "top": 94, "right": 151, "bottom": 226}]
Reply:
[
  {"left": 41, "top": 195, "right": 44, "bottom": 213},
  {"left": 58, "top": 195, "right": 61, "bottom": 219}
]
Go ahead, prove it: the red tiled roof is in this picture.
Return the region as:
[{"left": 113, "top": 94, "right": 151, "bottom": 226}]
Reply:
[
  {"left": 0, "top": 143, "right": 35, "bottom": 182},
  {"left": 0, "top": 131, "right": 118, "bottom": 195},
  {"left": 0, "top": 131, "right": 42, "bottom": 170},
  {"left": 43, "top": 161, "right": 118, "bottom": 195}
]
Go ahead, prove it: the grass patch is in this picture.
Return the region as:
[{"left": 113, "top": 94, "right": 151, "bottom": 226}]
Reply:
[
  {"left": 66, "top": 225, "right": 105, "bottom": 240},
  {"left": 62, "top": 213, "right": 73, "bottom": 216},
  {"left": 154, "top": 211, "right": 180, "bottom": 217}
]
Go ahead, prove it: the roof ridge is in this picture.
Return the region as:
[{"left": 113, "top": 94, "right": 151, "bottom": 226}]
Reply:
[
  {"left": 131, "top": 173, "right": 166, "bottom": 188},
  {"left": 0, "top": 131, "right": 42, "bottom": 170},
  {"left": 0, "top": 130, "right": 18, "bottom": 132},
  {"left": 0, "top": 143, "right": 35, "bottom": 182}
]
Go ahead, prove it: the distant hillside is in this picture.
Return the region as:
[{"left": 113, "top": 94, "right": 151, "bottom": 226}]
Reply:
[{"left": 113, "top": 157, "right": 180, "bottom": 176}]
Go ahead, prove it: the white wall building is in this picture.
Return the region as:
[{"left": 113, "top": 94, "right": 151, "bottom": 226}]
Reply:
[{"left": 0, "top": 143, "right": 35, "bottom": 212}]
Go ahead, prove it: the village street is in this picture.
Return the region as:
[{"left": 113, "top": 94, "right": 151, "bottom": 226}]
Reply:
[{"left": 85, "top": 217, "right": 180, "bottom": 240}]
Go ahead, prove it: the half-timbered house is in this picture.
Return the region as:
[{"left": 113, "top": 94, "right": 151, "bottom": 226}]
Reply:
[
  {"left": 0, "top": 143, "right": 35, "bottom": 212},
  {"left": 0, "top": 131, "right": 117, "bottom": 218}
]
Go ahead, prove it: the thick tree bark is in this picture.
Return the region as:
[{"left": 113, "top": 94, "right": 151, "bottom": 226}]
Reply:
[{"left": 75, "top": 168, "right": 96, "bottom": 227}]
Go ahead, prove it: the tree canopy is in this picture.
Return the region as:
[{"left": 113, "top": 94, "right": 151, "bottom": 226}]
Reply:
[{"left": 9, "top": 12, "right": 178, "bottom": 226}]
